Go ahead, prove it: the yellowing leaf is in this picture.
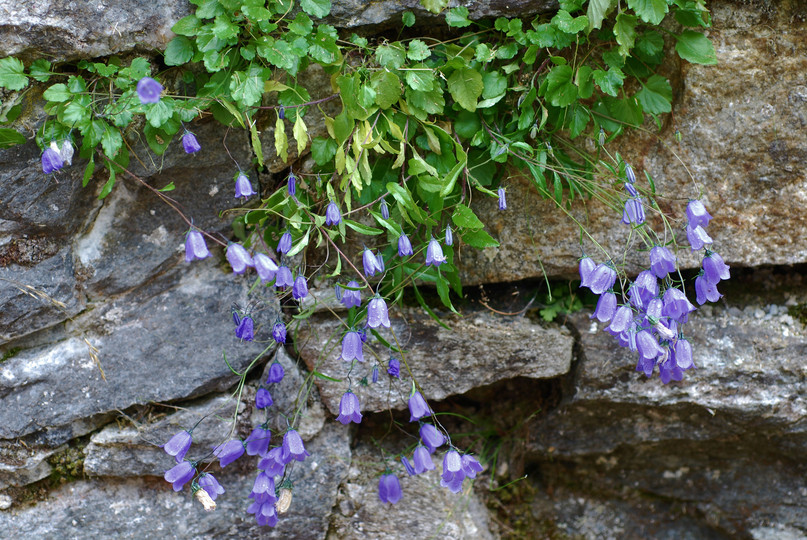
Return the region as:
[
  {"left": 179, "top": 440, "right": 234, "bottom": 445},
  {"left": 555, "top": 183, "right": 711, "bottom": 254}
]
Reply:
[
  {"left": 275, "top": 117, "right": 288, "bottom": 162},
  {"left": 293, "top": 115, "right": 308, "bottom": 156}
]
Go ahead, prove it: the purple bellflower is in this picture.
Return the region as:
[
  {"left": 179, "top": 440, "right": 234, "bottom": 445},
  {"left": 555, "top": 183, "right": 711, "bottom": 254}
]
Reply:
[
  {"left": 387, "top": 358, "right": 400, "bottom": 378},
  {"left": 622, "top": 198, "right": 645, "bottom": 225},
  {"left": 254, "top": 253, "right": 278, "bottom": 283},
  {"left": 235, "top": 173, "right": 256, "bottom": 199},
  {"left": 213, "top": 439, "right": 245, "bottom": 467},
  {"left": 380, "top": 200, "right": 390, "bottom": 219},
  {"left": 164, "top": 461, "right": 195, "bottom": 491},
  {"left": 250, "top": 471, "right": 277, "bottom": 504},
  {"left": 163, "top": 430, "right": 193, "bottom": 463},
  {"left": 41, "top": 146, "right": 63, "bottom": 174},
  {"left": 591, "top": 292, "right": 617, "bottom": 323},
  {"left": 629, "top": 271, "right": 659, "bottom": 308},
  {"left": 625, "top": 162, "right": 636, "bottom": 184},
  {"left": 325, "top": 201, "right": 341, "bottom": 226},
  {"left": 636, "top": 330, "right": 664, "bottom": 361},
  {"left": 288, "top": 172, "right": 296, "bottom": 197},
  {"left": 588, "top": 263, "right": 617, "bottom": 295},
  {"left": 695, "top": 274, "right": 722, "bottom": 305},
  {"left": 703, "top": 251, "right": 731, "bottom": 284},
  {"left": 184, "top": 229, "right": 211, "bottom": 262},
  {"left": 272, "top": 321, "right": 287, "bottom": 344},
  {"left": 277, "top": 231, "right": 293, "bottom": 254},
  {"left": 292, "top": 276, "right": 308, "bottom": 301},
  {"left": 367, "top": 296, "right": 391, "bottom": 328},
  {"left": 137, "top": 77, "right": 163, "bottom": 104},
  {"left": 425, "top": 237, "right": 446, "bottom": 267},
  {"left": 412, "top": 446, "right": 435, "bottom": 474},
  {"left": 401, "top": 456, "right": 415, "bottom": 476},
  {"left": 498, "top": 187, "right": 507, "bottom": 210},
  {"left": 372, "top": 365, "right": 380, "bottom": 383},
  {"left": 378, "top": 473, "right": 402, "bottom": 504},
  {"left": 198, "top": 473, "right": 225, "bottom": 500},
  {"left": 419, "top": 424, "right": 445, "bottom": 453},
  {"left": 675, "top": 338, "right": 694, "bottom": 370},
  {"left": 245, "top": 427, "right": 271, "bottom": 457},
  {"left": 281, "top": 429, "right": 310, "bottom": 463},
  {"left": 376, "top": 252, "right": 385, "bottom": 272},
  {"left": 182, "top": 132, "right": 201, "bottom": 154},
  {"left": 440, "top": 450, "right": 465, "bottom": 494},
  {"left": 341, "top": 331, "right": 364, "bottom": 362},
  {"left": 257, "top": 447, "right": 286, "bottom": 477},
  {"left": 336, "top": 391, "right": 362, "bottom": 425},
  {"left": 445, "top": 226, "right": 454, "bottom": 246},
  {"left": 256, "top": 387, "right": 273, "bottom": 409},
  {"left": 658, "top": 358, "right": 684, "bottom": 384},
  {"left": 408, "top": 391, "right": 431, "bottom": 422},
  {"left": 579, "top": 256, "right": 596, "bottom": 287},
  {"left": 607, "top": 305, "right": 633, "bottom": 334},
  {"left": 398, "top": 234, "right": 414, "bottom": 257},
  {"left": 461, "top": 454, "right": 483, "bottom": 479},
  {"left": 235, "top": 315, "right": 254, "bottom": 341},
  {"left": 266, "top": 362, "right": 285, "bottom": 384},
  {"left": 226, "top": 243, "right": 254, "bottom": 274},
  {"left": 624, "top": 182, "right": 639, "bottom": 198},
  {"left": 662, "top": 287, "right": 696, "bottom": 323},
  {"left": 275, "top": 265, "right": 293, "bottom": 288},
  {"left": 341, "top": 281, "right": 362, "bottom": 308},
  {"left": 247, "top": 498, "right": 278, "bottom": 528},
  {"left": 686, "top": 200, "right": 712, "bottom": 229},
  {"left": 362, "top": 248, "right": 383, "bottom": 277},
  {"left": 686, "top": 224, "right": 713, "bottom": 251},
  {"left": 649, "top": 246, "right": 676, "bottom": 278}
]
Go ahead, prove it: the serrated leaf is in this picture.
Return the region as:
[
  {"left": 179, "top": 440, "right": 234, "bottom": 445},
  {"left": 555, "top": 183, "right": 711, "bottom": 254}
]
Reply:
[
  {"left": 376, "top": 43, "right": 406, "bottom": 69},
  {"left": 275, "top": 117, "right": 288, "bottom": 162},
  {"left": 675, "top": 30, "right": 718, "bottom": 65},
  {"left": 43, "top": 83, "right": 71, "bottom": 102},
  {"left": 446, "top": 6, "right": 471, "bottom": 28},
  {"left": 405, "top": 68, "right": 435, "bottom": 92},
  {"left": 101, "top": 125, "right": 123, "bottom": 157},
  {"left": 371, "top": 70, "right": 402, "bottom": 109},
  {"left": 212, "top": 15, "right": 239, "bottom": 40},
  {"left": 300, "top": 0, "right": 331, "bottom": 18},
  {"left": 146, "top": 99, "right": 175, "bottom": 128},
  {"left": 568, "top": 104, "right": 590, "bottom": 139},
  {"left": 447, "top": 68, "right": 483, "bottom": 112},
  {"left": 545, "top": 65, "right": 578, "bottom": 107},
  {"left": 636, "top": 74, "right": 672, "bottom": 114},
  {"left": 229, "top": 70, "right": 264, "bottom": 108},
  {"left": 452, "top": 203, "right": 484, "bottom": 229},
  {"left": 614, "top": 12, "right": 638, "bottom": 56},
  {"left": 576, "top": 65, "right": 594, "bottom": 99},
  {"left": 0, "top": 57, "right": 27, "bottom": 90},
  {"left": 407, "top": 39, "right": 431, "bottom": 61},
  {"left": 421, "top": 0, "right": 448, "bottom": 14},
  {"left": 164, "top": 36, "right": 194, "bottom": 66},
  {"left": 0, "top": 128, "right": 25, "bottom": 149},
  {"left": 294, "top": 115, "right": 308, "bottom": 156},
  {"left": 587, "top": 0, "right": 615, "bottom": 30},
  {"left": 592, "top": 68, "right": 625, "bottom": 96},
  {"left": 288, "top": 13, "right": 313, "bottom": 35},
  {"left": 552, "top": 10, "right": 588, "bottom": 34},
  {"left": 29, "top": 59, "right": 52, "bottom": 82},
  {"left": 628, "top": 0, "right": 668, "bottom": 24}
]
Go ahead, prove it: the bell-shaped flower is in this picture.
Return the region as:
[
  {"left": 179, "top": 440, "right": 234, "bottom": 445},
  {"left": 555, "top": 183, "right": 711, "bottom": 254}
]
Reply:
[
  {"left": 461, "top": 454, "right": 483, "bottom": 479},
  {"left": 376, "top": 252, "right": 385, "bottom": 273},
  {"left": 398, "top": 234, "right": 413, "bottom": 257},
  {"left": 635, "top": 355, "right": 656, "bottom": 377},
  {"left": 254, "top": 253, "right": 278, "bottom": 283},
  {"left": 281, "top": 429, "right": 310, "bottom": 463},
  {"left": 591, "top": 291, "right": 617, "bottom": 323},
  {"left": 367, "top": 296, "right": 391, "bottom": 328},
  {"left": 658, "top": 357, "right": 684, "bottom": 384},
  {"left": 272, "top": 321, "right": 287, "bottom": 344},
  {"left": 257, "top": 447, "right": 285, "bottom": 477},
  {"left": 163, "top": 430, "right": 193, "bottom": 463},
  {"left": 440, "top": 450, "right": 465, "bottom": 494},
  {"left": 164, "top": 461, "right": 195, "bottom": 491},
  {"left": 213, "top": 439, "right": 245, "bottom": 467},
  {"left": 266, "top": 362, "right": 285, "bottom": 384},
  {"left": 419, "top": 423, "right": 445, "bottom": 453},
  {"left": 695, "top": 274, "right": 722, "bottom": 305},
  {"left": 412, "top": 446, "right": 435, "bottom": 474},
  {"left": 636, "top": 330, "right": 664, "bottom": 361},
  {"left": 380, "top": 200, "right": 390, "bottom": 219},
  {"left": 674, "top": 338, "right": 694, "bottom": 370},
  {"left": 226, "top": 243, "right": 254, "bottom": 274},
  {"left": 588, "top": 263, "right": 617, "bottom": 295},
  {"left": 247, "top": 498, "right": 278, "bottom": 527},
  {"left": 624, "top": 182, "right": 638, "bottom": 198},
  {"left": 498, "top": 187, "right": 507, "bottom": 210},
  {"left": 702, "top": 251, "right": 730, "bottom": 284},
  {"left": 245, "top": 427, "right": 271, "bottom": 457},
  {"left": 287, "top": 172, "right": 296, "bottom": 196},
  {"left": 607, "top": 305, "right": 633, "bottom": 334},
  {"left": 378, "top": 473, "right": 402, "bottom": 504},
  {"left": 182, "top": 132, "right": 201, "bottom": 154},
  {"left": 250, "top": 471, "right": 277, "bottom": 504},
  {"left": 387, "top": 358, "right": 400, "bottom": 378},
  {"left": 625, "top": 162, "right": 636, "bottom": 184},
  {"left": 136, "top": 77, "right": 163, "bottom": 104},
  {"left": 41, "top": 146, "right": 63, "bottom": 174},
  {"left": 325, "top": 201, "right": 341, "bottom": 226},
  {"left": 275, "top": 265, "right": 293, "bottom": 288},
  {"left": 184, "top": 229, "right": 211, "bottom": 262},
  {"left": 235, "top": 315, "right": 254, "bottom": 341},
  {"left": 277, "top": 231, "right": 292, "bottom": 254},
  {"left": 578, "top": 256, "right": 596, "bottom": 288},
  {"left": 198, "top": 473, "right": 225, "bottom": 500},
  {"left": 336, "top": 391, "right": 362, "bottom": 425},
  {"left": 408, "top": 391, "right": 431, "bottom": 422},
  {"left": 235, "top": 173, "right": 256, "bottom": 199},
  {"left": 686, "top": 200, "right": 712, "bottom": 229},
  {"left": 372, "top": 365, "right": 380, "bottom": 383},
  {"left": 292, "top": 275, "right": 308, "bottom": 301},
  {"left": 630, "top": 271, "right": 659, "bottom": 308},
  {"left": 662, "top": 287, "right": 696, "bottom": 323},
  {"left": 646, "top": 297, "right": 663, "bottom": 322},
  {"left": 363, "top": 248, "right": 383, "bottom": 277},
  {"left": 686, "top": 224, "right": 713, "bottom": 251},
  {"left": 649, "top": 246, "right": 676, "bottom": 278},
  {"left": 401, "top": 456, "right": 416, "bottom": 476},
  {"left": 425, "top": 237, "right": 446, "bottom": 267},
  {"left": 255, "top": 387, "right": 273, "bottom": 409},
  {"left": 341, "top": 331, "right": 364, "bottom": 362},
  {"left": 341, "top": 281, "right": 362, "bottom": 308},
  {"left": 445, "top": 226, "right": 454, "bottom": 246},
  {"left": 622, "top": 198, "right": 645, "bottom": 225}
]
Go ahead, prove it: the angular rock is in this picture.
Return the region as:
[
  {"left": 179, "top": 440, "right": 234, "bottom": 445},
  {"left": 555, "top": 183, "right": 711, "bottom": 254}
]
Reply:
[{"left": 298, "top": 306, "right": 573, "bottom": 416}]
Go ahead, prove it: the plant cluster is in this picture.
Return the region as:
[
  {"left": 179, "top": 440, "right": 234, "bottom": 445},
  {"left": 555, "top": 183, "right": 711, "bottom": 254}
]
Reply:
[{"left": 0, "top": 0, "right": 724, "bottom": 530}]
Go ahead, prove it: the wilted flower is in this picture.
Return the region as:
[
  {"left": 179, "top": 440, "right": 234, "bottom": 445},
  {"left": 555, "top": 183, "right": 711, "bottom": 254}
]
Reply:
[
  {"left": 41, "top": 146, "right": 63, "bottom": 174},
  {"left": 387, "top": 358, "right": 400, "bottom": 378},
  {"left": 686, "top": 200, "right": 712, "bottom": 229},
  {"left": 277, "top": 231, "right": 293, "bottom": 254},
  {"left": 235, "top": 315, "right": 254, "bottom": 341},
  {"left": 622, "top": 198, "right": 645, "bottom": 225},
  {"left": 246, "top": 427, "right": 271, "bottom": 456},
  {"left": 588, "top": 263, "right": 617, "bottom": 295},
  {"left": 498, "top": 187, "right": 507, "bottom": 210},
  {"left": 408, "top": 391, "right": 431, "bottom": 422},
  {"left": 254, "top": 253, "right": 278, "bottom": 283},
  {"left": 591, "top": 291, "right": 617, "bottom": 323},
  {"left": 325, "top": 201, "right": 341, "bottom": 226},
  {"left": 367, "top": 296, "right": 391, "bottom": 328},
  {"left": 281, "top": 429, "right": 310, "bottom": 463},
  {"left": 198, "top": 473, "right": 225, "bottom": 501},
  {"left": 275, "top": 265, "right": 293, "bottom": 288},
  {"left": 292, "top": 276, "right": 308, "bottom": 301},
  {"left": 445, "top": 226, "right": 454, "bottom": 246},
  {"left": 341, "top": 281, "right": 362, "bottom": 308},
  {"left": 266, "top": 362, "right": 285, "bottom": 384},
  {"left": 695, "top": 274, "right": 722, "bottom": 305},
  {"left": 288, "top": 172, "right": 296, "bottom": 197},
  {"left": 182, "top": 132, "right": 201, "bottom": 154},
  {"left": 412, "top": 446, "right": 435, "bottom": 474},
  {"left": 425, "top": 237, "right": 446, "bottom": 267},
  {"left": 363, "top": 248, "right": 383, "bottom": 277},
  {"left": 649, "top": 246, "right": 676, "bottom": 279},
  {"left": 380, "top": 200, "right": 390, "bottom": 219},
  {"left": 235, "top": 173, "right": 256, "bottom": 199},
  {"left": 184, "top": 229, "right": 211, "bottom": 262},
  {"left": 59, "top": 140, "right": 74, "bottom": 165},
  {"left": 163, "top": 430, "right": 193, "bottom": 463},
  {"left": 195, "top": 487, "right": 216, "bottom": 512},
  {"left": 440, "top": 450, "right": 465, "bottom": 494},
  {"left": 419, "top": 424, "right": 445, "bottom": 453},
  {"left": 226, "top": 243, "right": 254, "bottom": 274},
  {"left": 336, "top": 391, "right": 362, "bottom": 425},
  {"left": 213, "top": 439, "right": 245, "bottom": 467},
  {"left": 255, "top": 387, "right": 273, "bottom": 409},
  {"left": 136, "top": 77, "right": 163, "bottom": 104},
  {"left": 164, "top": 461, "right": 195, "bottom": 491},
  {"left": 702, "top": 251, "right": 730, "bottom": 284},
  {"left": 397, "top": 234, "right": 414, "bottom": 257},
  {"left": 625, "top": 162, "right": 636, "bottom": 184},
  {"left": 341, "top": 331, "right": 364, "bottom": 362},
  {"left": 378, "top": 473, "right": 402, "bottom": 504},
  {"left": 686, "top": 224, "right": 713, "bottom": 251}
]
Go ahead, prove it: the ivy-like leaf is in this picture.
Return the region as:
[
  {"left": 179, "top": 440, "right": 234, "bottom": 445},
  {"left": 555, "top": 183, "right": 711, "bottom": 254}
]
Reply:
[
  {"left": 376, "top": 43, "right": 406, "bottom": 70},
  {"left": 635, "top": 74, "right": 672, "bottom": 114},
  {"left": 405, "top": 68, "right": 435, "bottom": 92},
  {"left": 288, "top": 13, "right": 313, "bottom": 35},
  {"left": 551, "top": 10, "right": 589, "bottom": 34},
  {"left": 447, "top": 68, "right": 483, "bottom": 112},
  {"left": 675, "top": 30, "right": 718, "bottom": 65},
  {"left": 545, "top": 65, "right": 578, "bottom": 107},
  {"left": 593, "top": 68, "right": 625, "bottom": 97},
  {"left": 402, "top": 11, "right": 416, "bottom": 27},
  {"left": 446, "top": 6, "right": 472, "bottom": 28},
  {"left": 628, "top": 0, "right": 668, "bottom": 25},
  {"left": 164, "top": 36, "right": 194, "bottom": 66},
  {"left": 300, "top": 0, "right": 331, "bottom": 18},
  {"left": 587, "top": 0, "right": 615, "bottom": 30},
  {"left": 146, "top": 99, "right": 175, "bottom": 128},
  {"left": 0, "top": 57, "right": 27, "bottom": 90},
  {"left": 614, "top": 12, "right": 638, "bottom": 57},
  {"left": 101, "top": 125, "right": 123, "bottom": 158}
]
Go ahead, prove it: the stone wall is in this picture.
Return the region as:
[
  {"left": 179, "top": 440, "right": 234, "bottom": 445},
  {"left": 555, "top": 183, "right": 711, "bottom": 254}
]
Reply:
[{"left": 1, "top": 1, "right": 806, "bottom": 538}]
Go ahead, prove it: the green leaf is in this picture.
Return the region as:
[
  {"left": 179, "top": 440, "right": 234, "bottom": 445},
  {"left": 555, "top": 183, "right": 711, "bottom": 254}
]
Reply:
[
  {"left": 300, "top": 0, "right": 331, "bottom": 18},
  {"left": 172, "top": 14, "right": 201, "bottom": 36},
  {"left": 447, "top": 68, "right": 483, "bottom": 112},
  {"left": 587, "top": 0, "right": 615, "bottom": 30},
  {"left": 164, "top": 36, "right": 194, "bottom": 66},
  {"left": 145, "top": 99, "right": 175, "bottom": 128},
  {"left": 311, "top": 137, "right": 337, "bottom": 165},
  {"left": 371, "top": 70, "right": 402, "bottom": 109},
  {"left": 482, "top": 70, "right": 507, "bottom": 100},
  {"left": 402, "top": 11, "right": 416, "bottom": 27},
  {"left": 405, "top": 67, "right": 435, "bottom": 92},
  {"left": 288, "top": 13, "right": 313, "bottom": 35},
  {"left": 551, "top": 10, "right": 588, "bottom": 34},
  {"left": 675, "top": 30, "right": 718, "bottom": 65},
  {"left": 101, "top": 125, "right": 123, "bottom": 157},
  {"left": 29, "top": 59, "right": 52, "bottom": 82},
  {"left": 635, "top": 74, "right": 672, "bottom": 114},
  {"left": 421, "top": 0, "right": 448, "bottom": 14},
  {"left": 407, "top": 39, "right": 431, "bottom": 61},
  {"left": 212, "top": 14, "right": 239, "bottom": 40},
  {"left": 593, "top": 68, "right": 625, "bottom": 96},
  {"left": 446, "top": 6, "right": 472, "bottom": 27},
  {"left": 376, "top": 43, "right": 406, "bottom": 69},
  {"left": 462, "top": 229, "right": 499, "bottom": 248},
  {"left": 230, "top": 69, "right": 264, "bottom": 108},
  {"left": 43, "top": 83, "right": 71, "bottom": 102},
  {"left": 628, "top": 0, "right": 668, "bottom": 24},
  {"left": 144, "top": 124, "right": 173, "bottom": 155},
  {"left": 99, "top": 170, "right": 116, "bottom": 200},
  {"left": 545, "top": 65, "right": 578, "bottom": 107},
  {"left": 635, "top": 31, "right": 665, "bottom": 63},
  {"left": 0, "top": 57, "right": 27, "bottom": 90},
  {"left": 250, "top": 122, "right": 264, "bottom": 167},
  {"left": 576, "top": 65, "right": 594, "bottom": 99},
  {"left": 82, "top": 158, "right": 95, "bottom": 187},
  {"left": 607, "top": 96, "right": 643, "bottom": 126},
  {"left": 0, "top": 128, "right": 25, "bottom": 149},
  {"left": 614, "top": 12, "right": 638, "bottom": 56},
  {"left": 568, "top": 103, "right": 590, "bottom": 138},
  {"left": 344, "top": 219, "right": 383, "bottom": 235},
  {"left": 451, "top": 203, "right": 484, "bottom": 229}
]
